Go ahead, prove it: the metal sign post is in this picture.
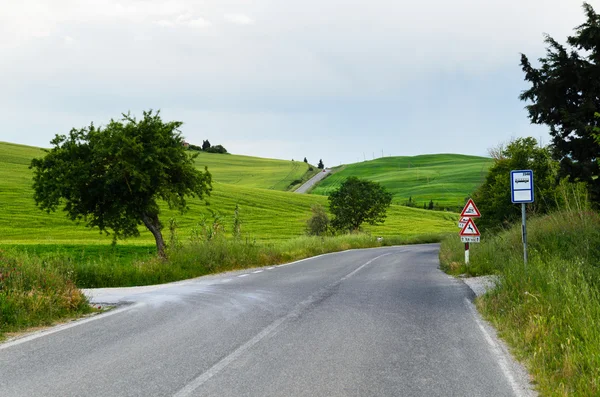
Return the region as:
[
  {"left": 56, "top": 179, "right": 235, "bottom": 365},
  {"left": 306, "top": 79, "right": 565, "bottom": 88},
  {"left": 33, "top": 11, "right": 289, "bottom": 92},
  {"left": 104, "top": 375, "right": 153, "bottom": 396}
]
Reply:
[
  {"left": 511, "top": 170, "right": 534, "bottom": 266},
  {"left": 459, "top": 200, "right": 481, "bottom": 266}
]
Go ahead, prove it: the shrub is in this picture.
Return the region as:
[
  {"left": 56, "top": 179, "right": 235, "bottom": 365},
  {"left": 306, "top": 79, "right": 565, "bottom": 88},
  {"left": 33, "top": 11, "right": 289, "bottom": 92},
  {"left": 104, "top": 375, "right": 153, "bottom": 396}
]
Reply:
[{"left": 305, "top": 204, "right": 331, "bottom": 236}]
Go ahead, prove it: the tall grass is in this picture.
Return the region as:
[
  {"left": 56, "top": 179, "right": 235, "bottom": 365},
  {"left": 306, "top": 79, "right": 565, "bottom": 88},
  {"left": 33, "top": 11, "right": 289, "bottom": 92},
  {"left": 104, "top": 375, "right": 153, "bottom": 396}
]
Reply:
[
  {"left": 439, "top": 205, "right": 600, "bottom": 395},
  {"left": 0, "top": 249, "right": 93, "bottom": 340}
]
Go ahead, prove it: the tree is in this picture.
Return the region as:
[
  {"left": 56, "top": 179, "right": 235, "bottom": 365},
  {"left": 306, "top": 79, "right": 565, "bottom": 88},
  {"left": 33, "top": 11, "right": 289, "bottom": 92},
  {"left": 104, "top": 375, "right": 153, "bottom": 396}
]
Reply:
[
  {"left": 318, "top": 159, "right": 324, "bottom": 169},
  {"left": 30, "top": 110, "right": 212, "bottom": 258},
  {"left": 472, "top": 138, "right": 559, "bottom": 231},
  {"left": 205, "top": 144, "right": 228, "bottom": 154},
  {"left": 305, "top": 204, "right": 330, "bottom": 236},
  {"left": 202, "top": 140, "right": 211, "bottom": 150},
  {"left": 520, "top": 2, "right": 600, "bottom": 203},
  {"left": 328, "top": 177, "right": 392, "bottom": 231},
  {"left": 303, "top": 157, "right": 308, "bottom": 163}
]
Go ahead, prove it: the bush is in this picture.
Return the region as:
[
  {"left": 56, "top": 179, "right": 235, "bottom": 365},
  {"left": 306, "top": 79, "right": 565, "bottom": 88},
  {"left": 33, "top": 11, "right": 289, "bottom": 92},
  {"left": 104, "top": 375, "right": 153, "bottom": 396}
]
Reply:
[
  {"left": 205, "top": 145, "right": 228, "bottom": 154},
  {"left": 305, "top": 204, "right": 331, "bottom": 236}
]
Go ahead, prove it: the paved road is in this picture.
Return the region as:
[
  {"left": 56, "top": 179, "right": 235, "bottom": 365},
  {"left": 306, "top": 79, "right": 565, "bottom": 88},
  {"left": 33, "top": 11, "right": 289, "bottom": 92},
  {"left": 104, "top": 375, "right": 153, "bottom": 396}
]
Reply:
[
  {"left": 294, "top": 169, "right": 331, "bottom": 193},
  {"left": 0, "top": 245, "right": 533, "bottom": 396}
]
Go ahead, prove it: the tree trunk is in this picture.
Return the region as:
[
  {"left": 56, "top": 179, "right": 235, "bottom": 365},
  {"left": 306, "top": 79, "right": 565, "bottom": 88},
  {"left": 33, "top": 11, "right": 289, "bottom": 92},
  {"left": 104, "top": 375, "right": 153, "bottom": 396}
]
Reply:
[{"left": 142, "top": 213, "right": 166, "bottom": 258}]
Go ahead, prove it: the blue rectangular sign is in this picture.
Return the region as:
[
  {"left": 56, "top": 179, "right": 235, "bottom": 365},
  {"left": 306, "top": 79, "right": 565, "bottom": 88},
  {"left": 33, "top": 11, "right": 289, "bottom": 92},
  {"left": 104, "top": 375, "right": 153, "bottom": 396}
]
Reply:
[{"left": 511, "top": 170, "right": 534, "bottom": 203}]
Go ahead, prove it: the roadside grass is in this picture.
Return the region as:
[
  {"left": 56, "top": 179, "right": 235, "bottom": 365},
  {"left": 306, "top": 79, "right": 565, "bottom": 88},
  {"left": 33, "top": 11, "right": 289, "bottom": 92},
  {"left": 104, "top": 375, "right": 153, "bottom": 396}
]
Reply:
[
  {"left": 312, "top": 154, "right": 492, "bottom": 208},
  {"left": 0, "top": 249, "right": 94, "bottom": 342},
  {"left": 439, "top": 209, "right": 600, "bottom": 395}
]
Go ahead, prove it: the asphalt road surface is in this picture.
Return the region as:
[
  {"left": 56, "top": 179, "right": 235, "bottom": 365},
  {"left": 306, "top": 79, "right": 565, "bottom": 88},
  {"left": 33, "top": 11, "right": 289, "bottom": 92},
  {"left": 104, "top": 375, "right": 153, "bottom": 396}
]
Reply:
[
  {"left": 294, "top": 169, "right": 331, "bottom": 193},
  {"left": 0, "top": 245, "right": 534, "bottom": 396}
]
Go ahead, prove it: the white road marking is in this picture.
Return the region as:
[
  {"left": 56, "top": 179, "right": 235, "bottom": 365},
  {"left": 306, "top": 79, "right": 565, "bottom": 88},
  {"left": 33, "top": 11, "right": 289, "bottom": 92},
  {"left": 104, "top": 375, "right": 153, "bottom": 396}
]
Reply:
[
  {"left": 252, "top": 270, "right": 263, "bottom": 274},
  {"left": 267, "top": 267, "right": 275, "bottom": 270},
  {"left": 464, "top": 298, "right": 525, "bottom": 397},
  {"left": 237, "top": 274, "right": 249, "bottom": 278},
  {"left": 0, "top": 303, "right": 143, "bottom": 351},
  {"left": 172, "top": 253, "right": 391, "bottom": 397}
]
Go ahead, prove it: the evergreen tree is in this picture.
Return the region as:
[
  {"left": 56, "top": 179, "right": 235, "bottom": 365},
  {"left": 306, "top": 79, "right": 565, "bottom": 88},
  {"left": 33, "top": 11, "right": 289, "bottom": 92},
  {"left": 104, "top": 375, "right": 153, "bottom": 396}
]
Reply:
[
  {"left": 318, "top": 159, "right": 324, "bottom": 169},
  {"left": 202, "top": 140, "right": 211, "bottom": 151},
  {"left": 520, "top": 2, "right": 600, "bottom": 203}
]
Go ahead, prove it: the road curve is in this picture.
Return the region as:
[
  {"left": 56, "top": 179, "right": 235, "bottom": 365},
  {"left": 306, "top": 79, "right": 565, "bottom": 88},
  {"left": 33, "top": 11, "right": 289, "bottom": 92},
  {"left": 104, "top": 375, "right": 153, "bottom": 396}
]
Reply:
[
  {"left": 0, "top": 245, "right": 534, "bottom": 397},
  {"left": 294, "top": 168, "right": 331, "bottom": 193}
]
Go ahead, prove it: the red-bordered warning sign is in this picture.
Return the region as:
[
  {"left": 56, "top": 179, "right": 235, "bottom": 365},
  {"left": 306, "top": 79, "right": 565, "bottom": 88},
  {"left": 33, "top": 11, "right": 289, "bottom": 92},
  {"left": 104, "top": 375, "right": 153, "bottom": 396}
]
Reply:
[
  {"left": 460, "top": 199, "right": 481, "bottom": 218},
  {"left": 459, "top": 218, "right": 480, "bottom": 237}
]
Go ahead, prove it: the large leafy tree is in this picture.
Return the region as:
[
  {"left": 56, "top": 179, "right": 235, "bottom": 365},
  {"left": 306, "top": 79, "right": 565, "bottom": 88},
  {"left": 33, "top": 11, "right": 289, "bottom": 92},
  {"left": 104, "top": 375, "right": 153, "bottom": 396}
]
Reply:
[
  {"left": 328, "top": 177, "right": 392, "bottom": 231},
  {"left": 472, "top": 138, "right": 559, "bottom": 231},
  {"left": 30, "top": 110, "right": 212, "bottom": 258},
  {"left": 520, "top": 2, "right": 600, "bottom": 203}
]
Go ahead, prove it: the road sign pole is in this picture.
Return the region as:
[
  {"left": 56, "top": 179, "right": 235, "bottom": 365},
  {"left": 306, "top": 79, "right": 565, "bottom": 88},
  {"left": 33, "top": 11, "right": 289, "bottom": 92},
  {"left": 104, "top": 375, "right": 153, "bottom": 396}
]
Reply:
[
  {"left": 511, "top": 170, "right": 533, "bottom": 267},
  {"left": 465, "top": 243, "right": 470, "bottom": 265},
  {"left": 522, "top": 203, "right": 528, "bottom": 266}
]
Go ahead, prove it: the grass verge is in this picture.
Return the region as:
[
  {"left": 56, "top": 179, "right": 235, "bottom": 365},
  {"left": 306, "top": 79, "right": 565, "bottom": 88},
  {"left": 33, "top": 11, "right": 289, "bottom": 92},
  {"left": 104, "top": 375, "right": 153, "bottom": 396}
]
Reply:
[
  {"left": 0, "top": 249, "right": 93, "bottom": 342},
  {"left": 439, "top": 210, "right": 600, "bottom": 395}
]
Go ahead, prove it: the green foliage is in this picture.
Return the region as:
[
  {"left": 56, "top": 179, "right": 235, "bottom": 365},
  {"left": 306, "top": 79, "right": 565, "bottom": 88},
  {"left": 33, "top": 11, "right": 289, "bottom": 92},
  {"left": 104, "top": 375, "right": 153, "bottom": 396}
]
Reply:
[
  {"left": 202, "top": 140, "right": 211, "bottom": 150},
  {"left": 305, "top": 204, "right": 330, "bottom": 236},
  {"left": 329, "top": 177, "right": 393, "bottom": 231},
  {"left": 472, "top": 138, "right": 560, "bottom": 231},
  {"left": 439, "top": 206, "right": 600, "bottom": 395},
  {"left": 318, "top": 159, "right": 324, "bottom": 169},
  {"left": 29, "top": 111, "right": 212, "bottom": 257},
  {"left": 204, "top": 144, "right": 228, "bottom": 154},
  {"left": 312, "top": 154, "right": 492, "bottom": 208},
  {"left": 520, "top": 3, "right": 600, "bottom": 204}
]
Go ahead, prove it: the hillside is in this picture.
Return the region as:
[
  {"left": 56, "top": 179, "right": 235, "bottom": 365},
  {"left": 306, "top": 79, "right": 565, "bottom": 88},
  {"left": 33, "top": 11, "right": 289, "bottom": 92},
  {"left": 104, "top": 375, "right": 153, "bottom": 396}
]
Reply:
[
  {"left": 311, "top": 154, "right": 493, "bottom": 208},
  {"left": 192, "top": 151, "right": 317, "bottom": 191},
  {"left": 0, "top": 142, "right": 457, "bottom": 244}
]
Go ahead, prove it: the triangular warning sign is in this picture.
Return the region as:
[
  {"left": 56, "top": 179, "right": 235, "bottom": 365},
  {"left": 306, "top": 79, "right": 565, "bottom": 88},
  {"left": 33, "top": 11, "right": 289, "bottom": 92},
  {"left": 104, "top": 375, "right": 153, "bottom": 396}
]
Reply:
[
  {"left": 459, "top": 218, "right": 481, "bottom": 237},
  {"left": 460, "top": 199, "right": 481, "bottom": 218}
]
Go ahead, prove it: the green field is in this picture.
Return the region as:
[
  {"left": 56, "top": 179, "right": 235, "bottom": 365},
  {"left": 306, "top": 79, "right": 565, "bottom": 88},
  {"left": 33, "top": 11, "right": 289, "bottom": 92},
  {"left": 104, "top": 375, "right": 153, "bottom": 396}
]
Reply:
[
  {"left": 0, "top": 141, "right": 458, "bottom": 247},
  {"left": 311, "top": 154, "right": 493, "bottom": 207},
  {"left": 192, "top": 151, "right": 318, "bottom": 191}
]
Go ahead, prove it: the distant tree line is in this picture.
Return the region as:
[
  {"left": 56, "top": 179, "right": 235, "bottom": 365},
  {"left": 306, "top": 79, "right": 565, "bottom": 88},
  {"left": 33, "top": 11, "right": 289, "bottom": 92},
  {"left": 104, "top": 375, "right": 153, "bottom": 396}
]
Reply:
[{"left": 188, "top": 140, "right": 228, "bottom": 154}]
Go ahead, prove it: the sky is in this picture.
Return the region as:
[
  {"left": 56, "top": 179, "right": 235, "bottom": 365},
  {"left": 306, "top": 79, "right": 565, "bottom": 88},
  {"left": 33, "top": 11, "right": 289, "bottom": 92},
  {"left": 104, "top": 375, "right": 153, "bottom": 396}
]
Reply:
[{"left": 0, "top": 0, "right": 589, "bottom": 166}]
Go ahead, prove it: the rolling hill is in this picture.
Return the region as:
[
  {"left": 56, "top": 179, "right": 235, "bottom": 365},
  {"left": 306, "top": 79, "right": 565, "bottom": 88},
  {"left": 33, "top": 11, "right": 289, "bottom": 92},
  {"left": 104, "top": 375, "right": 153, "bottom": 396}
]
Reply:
[
  {"left": 191, "top": 151, "right": 318, "bottom": 191},
  {"left": 0, "top": 142, "right": 458, "bottom": 245},
  {"left": 310, "top": 154, "right": 493, "bottom": 208}
]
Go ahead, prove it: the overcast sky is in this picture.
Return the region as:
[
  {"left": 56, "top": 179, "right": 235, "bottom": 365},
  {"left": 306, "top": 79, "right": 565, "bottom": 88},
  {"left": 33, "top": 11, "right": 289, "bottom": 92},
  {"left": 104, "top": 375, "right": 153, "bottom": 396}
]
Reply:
[{"left": 0, "top": 0, "right": 589, "bottom": 166}]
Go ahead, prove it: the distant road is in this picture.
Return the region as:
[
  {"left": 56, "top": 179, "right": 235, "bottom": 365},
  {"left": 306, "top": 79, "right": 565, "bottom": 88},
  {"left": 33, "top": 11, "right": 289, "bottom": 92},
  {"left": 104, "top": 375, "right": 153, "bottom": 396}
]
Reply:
[
  {"left": 295, "top": 168, "right": 331, "bottom": 193},
  {"left": 0, "top": 245, "right": 533, "bottom": 397}
]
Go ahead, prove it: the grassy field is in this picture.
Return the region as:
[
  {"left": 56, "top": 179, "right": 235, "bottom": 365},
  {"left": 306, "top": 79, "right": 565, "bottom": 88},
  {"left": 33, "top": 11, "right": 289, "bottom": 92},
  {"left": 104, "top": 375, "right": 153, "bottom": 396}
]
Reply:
[
  {"left": 0, "top": 141, "right": 458, "bottom": 246},
  {"left": 311, "top": 154, "right": 493, "bottom": 208},
  {"left": 192, "top": 151, "right": 318, "bottom": 191},
  {"left": 439, "top": 208, "right": 600, "bottom": 396}
]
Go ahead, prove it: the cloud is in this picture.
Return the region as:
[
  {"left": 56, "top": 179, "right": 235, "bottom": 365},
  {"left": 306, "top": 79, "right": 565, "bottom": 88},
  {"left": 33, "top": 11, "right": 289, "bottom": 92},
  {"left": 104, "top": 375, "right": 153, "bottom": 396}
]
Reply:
[
  {"left": 224, "top": 14, "right": 254, "bottom": 25},
  {"left": 156, "top": 13, "right": 211, "bottom": 29},
  {"left": 1, "top": 0, "right": 592, "bottom": 165}
]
